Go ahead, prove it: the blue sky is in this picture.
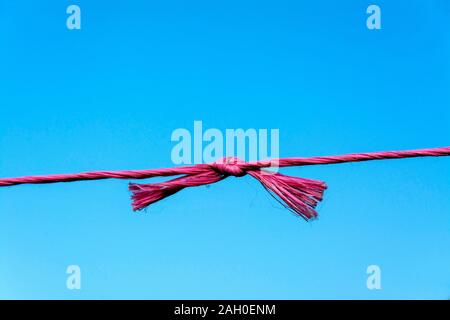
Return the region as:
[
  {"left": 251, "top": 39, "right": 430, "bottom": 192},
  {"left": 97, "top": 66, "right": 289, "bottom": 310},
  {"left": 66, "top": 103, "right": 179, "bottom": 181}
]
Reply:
[{"left": 0, "top": 0, "right": 449, "bottom": 299}]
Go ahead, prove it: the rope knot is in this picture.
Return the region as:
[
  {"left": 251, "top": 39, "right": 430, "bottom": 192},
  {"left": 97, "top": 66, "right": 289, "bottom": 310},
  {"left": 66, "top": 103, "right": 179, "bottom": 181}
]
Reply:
[{"left": 210, "top": 157, "right": 247, "bottom": 177}]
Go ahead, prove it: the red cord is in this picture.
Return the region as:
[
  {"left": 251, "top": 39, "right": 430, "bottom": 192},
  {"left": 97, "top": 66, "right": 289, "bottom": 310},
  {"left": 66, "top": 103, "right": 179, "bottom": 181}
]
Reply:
[{"left": 1, "top": 146, "right": 449, "bottom": 220}]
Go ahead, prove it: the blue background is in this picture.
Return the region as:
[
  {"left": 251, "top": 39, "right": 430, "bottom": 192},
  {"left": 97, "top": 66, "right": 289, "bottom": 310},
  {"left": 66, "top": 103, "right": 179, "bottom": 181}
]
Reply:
[{"left": 1, "top": 0, "right": 449, "bottom": 299}]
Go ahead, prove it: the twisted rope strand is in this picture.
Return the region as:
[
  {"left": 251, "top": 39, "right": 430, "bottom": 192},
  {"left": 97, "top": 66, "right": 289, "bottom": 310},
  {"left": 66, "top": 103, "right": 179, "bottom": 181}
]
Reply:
[{"left": 1, "top": 147, "right": 448, "bottom": 187}]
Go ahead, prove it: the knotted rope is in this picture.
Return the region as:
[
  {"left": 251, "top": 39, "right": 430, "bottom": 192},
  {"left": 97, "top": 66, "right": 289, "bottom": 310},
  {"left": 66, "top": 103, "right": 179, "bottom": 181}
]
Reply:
[{"left": 1, "top": 147, "right": 449, "bottom": 220}]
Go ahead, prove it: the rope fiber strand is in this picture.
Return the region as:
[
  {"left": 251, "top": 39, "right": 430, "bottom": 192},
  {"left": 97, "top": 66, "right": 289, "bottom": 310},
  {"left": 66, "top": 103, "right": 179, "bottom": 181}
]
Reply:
[{"left": 1, "top": 146, "right": 449, "bottom": 220}]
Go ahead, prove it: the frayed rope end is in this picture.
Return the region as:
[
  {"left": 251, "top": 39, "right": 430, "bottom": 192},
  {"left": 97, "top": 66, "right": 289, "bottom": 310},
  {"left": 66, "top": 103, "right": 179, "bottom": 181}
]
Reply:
[
  {"left": 129, "top": 165, "right": 327, "bottom": 221},
  {"left": 249, "top": 171, "right": 327, "bottom": 221}
]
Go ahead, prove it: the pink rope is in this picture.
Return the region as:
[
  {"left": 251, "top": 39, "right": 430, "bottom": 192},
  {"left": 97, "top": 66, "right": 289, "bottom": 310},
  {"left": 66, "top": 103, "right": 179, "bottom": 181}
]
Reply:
[{"left": 1, "top": 146, "right": 449, "bottom": 220}]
